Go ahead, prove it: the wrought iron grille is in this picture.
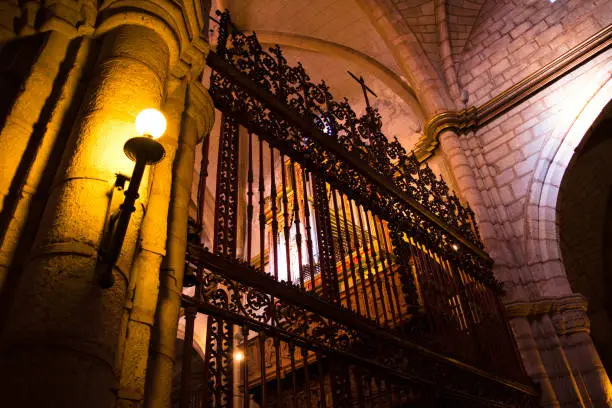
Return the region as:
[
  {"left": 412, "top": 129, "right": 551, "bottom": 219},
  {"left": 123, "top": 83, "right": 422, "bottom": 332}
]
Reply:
[{"left": 176, "top": 10, "right": 538, "bottom": 408}]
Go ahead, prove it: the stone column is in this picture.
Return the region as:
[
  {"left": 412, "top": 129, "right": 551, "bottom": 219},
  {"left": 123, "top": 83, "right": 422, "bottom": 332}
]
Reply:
[
  {"left": 145, "top": 82, "right": 214, "bottom": 408},
  {"left": 0, "top": 24, "right": 170, "bottom": 408},
  {"left": 113, "top": 80, "right": 187, "bottom": 408},
  {"left": 0, "top": 30, "right": 89, "bottom": 291},
  {"left": 438, "top": 130, "right": 488, "bottom": 223},
  {"left": 508, "top": 309, "right": 561, "bottom": 407},
  {"left": 507, "top": 295, "right": 612, "bottom": 407},
  {"left": 553, "top": 296, "right": 612, "bottom": 406}
]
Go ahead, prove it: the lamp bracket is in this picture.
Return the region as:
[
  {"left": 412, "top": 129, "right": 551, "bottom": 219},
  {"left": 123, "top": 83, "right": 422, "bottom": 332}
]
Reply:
[{"left": 114, "top": 173, "right": 131, "bottom": 190}]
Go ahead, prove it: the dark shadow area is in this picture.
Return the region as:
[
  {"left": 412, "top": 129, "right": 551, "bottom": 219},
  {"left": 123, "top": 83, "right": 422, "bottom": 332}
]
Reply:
[{"left": 558, "top": 99, "right": 612, "bottom": 375}]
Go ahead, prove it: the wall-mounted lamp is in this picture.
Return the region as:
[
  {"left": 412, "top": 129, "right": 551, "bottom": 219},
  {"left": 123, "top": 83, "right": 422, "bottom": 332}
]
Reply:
[{"left": 97, "top": 109, "right": 167, "bottom": 288}]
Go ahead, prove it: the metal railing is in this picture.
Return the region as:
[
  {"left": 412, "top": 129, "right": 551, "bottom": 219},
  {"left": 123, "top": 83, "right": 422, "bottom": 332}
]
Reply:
[{"left": 175, "top": 10, "right": 538, "bottom": 407}]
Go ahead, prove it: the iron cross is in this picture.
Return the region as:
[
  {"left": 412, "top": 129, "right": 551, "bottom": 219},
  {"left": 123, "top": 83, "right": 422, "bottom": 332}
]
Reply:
[{"left": 348, "top": 71, "right": 377, "bottom": 109}]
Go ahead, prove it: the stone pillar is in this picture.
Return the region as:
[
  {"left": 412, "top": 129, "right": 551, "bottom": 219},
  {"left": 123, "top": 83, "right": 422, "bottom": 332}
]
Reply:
[
  {"left": 0, "top": 30, "right": 86, "bottom": 291},
  {"left": 114, "top": 80, "right": 186, "bottom": 408},
  {"left": 0, "top": 24, "right": 170, "bottom": 408},
  {"left": 438, "top": 130, "right": 488, "bottom": 222},
  {"left": 553, "top": 296, "right": 612, "bottom": 406},
  {"left": 145, "top": 82, "right": 214, "bottom": 408},
  {"left": 509, "top": 311, "right": 561, "bottom": 407},
  {"left": 507, "top": 295, "right": 612, "bottom": 407}
]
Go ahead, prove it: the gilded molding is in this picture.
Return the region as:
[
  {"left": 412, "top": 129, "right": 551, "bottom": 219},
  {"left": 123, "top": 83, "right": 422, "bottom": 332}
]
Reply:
[
  {"left": 415, "top": 106, "right": 477, "bottom": 161},
  {"left": 414, "top": 25, "right": 612, "bottom": 162}
]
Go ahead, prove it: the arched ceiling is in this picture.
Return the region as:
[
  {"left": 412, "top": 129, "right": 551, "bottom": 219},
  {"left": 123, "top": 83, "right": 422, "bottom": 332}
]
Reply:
[
  {"left": 223, "top": 0, "right": 401, "bottom": 74},
  {"left": 210, "top": 0, "right": 425, "bottom": 150}
]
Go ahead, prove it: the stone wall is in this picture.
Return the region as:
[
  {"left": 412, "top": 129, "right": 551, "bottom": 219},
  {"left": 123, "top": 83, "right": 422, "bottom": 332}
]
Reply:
[
  {"left": 458, "top": 0, "right": 612, "bottom": 106},
  {"left": 462, "top": 50, "right": 611, "bottom": 302}
]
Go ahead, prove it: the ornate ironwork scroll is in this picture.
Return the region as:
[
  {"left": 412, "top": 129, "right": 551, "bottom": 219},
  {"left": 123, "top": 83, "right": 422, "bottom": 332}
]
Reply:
[
  {"left": 184, "top": 246, "right": 537, "bottom": 407},
  {"left": 312, "top": 176, "right": 340, "bottom": 303},
  {"left": 202, "top": 315, "right": 234, "bottom": 407},
  {"left": 207, "top": 10, "right": 493, "bottom": 287},
  {"left": 189, "top": 10, "right": 538, "bottom": 408},
  {"left": 213, "top": 114, "right": 240, "bottom": 256}
]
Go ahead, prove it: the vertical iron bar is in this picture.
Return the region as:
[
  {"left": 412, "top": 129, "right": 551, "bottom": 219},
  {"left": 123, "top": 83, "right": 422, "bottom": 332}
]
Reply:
[
  {"left": 289, "top": 343, "right": 298, "bottom": 408},
  {"left": 374, "top": 377, "right": 383, "bottom": 407},
  {"left": 371, "top": 215, "right": 397, "bottom": 325},
  {"left": 201, "top": 317, "right": 214, "bottom": 407},
  {"left": 302, "top": 169, "right": 316, "bottom": 292},
  {"left": 179, "top": 307, "right": 197, "bottom": 408},
  {"left": 242, "top": 326, "right": 249, "bottom": 408},
  {"left": 354, "top": 368, "right": 366, "bottom": 408},
  {"left": 331, "top": 189, "right": 351, "bottom": 310},
  {"left": 258, "top": 137, "right": 266, "bottom": 273},
  {"left": 214, "top": 321, "right": 223, "bottom": 407},
  {"left": 376, "top": 217, "right": 402, "bottom": 322},
  {"left": 365, "top": 373, "right": 373, "bottom": 408},
  {"left": 316, "top": 354, "right": 326, "bottom": 408},
  {"left": 356, "top": 203, "right": 380, "bottom": 325},
  {"left": 385, "top": 380, "right": 393, "bottom": 408},
  {"left": 274, "top": 338, "right": 283, "bottom": 408},
  {"left": 301, "top": 347, "right": 313, "bottom": 408},
  {"left": 290, "top": 160, "right": 305, "bottom": 289},
  {"left": 415, "top": 244, "right": 443, "bottom": 336},
  {"left": 213, "top": 115, "right": 240, "bottom": 256},
  {"left": 270, "top": 146, "right": 279, "bottom": 280},
  {"left": 259, "top": 334, "right": 267, "bottom": 407},
  {"left": 311, "top": 177, "right": 339, "bottom": 303},
  {"left": 349, "top": 198, "right": 372, "bottom": 321},
  {"left": 363, "top": 208, "right": 389, "bottom": 326},
  {"left": 246, "top": 132, "right": 254, "bottom": 265},
  {"left": 281, "top": 155, "right": 292, "bottom": 283},
  {"left": 408, "top": 242, "right": 437, "bottom": 334},
  {"left": 225, "top": 322, "right": 235, "bottom": 408},
  {"left": 340, "top": 193, "right": 361, "bottom": 315}
]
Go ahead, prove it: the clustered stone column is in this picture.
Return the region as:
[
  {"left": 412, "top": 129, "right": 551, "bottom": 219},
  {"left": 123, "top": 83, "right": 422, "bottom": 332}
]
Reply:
[
  {"left": 0, "top": 1, "right": 214, "bottom": 407},
  {"left": 0, "top": 22, "right": 169, "bottom": 407},
  {"left": 507, "top": 295, "right": 612, "bottom": 407}
]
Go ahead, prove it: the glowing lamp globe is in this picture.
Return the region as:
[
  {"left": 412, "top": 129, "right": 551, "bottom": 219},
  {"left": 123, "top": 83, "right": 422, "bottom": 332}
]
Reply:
[
  {"left": 135, "top": 108, "right": 167, "bottom": 139},
  {"left": 124, "top": 108, "right": 167, "bottom": 164},
  {"left": 234, "top": 350, "right": 245, "bottom": 362}
]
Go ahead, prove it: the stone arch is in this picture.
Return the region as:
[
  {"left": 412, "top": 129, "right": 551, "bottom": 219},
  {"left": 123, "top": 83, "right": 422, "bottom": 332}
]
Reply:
[
  {"left": 355, "top": 0, "right": 454, "bottom": 116},
  {"left": 255, "top": 31, "right": 425, "bottom": 121},
  {"left": 524, "top": 74, "right": 612, "bottom": 293}
]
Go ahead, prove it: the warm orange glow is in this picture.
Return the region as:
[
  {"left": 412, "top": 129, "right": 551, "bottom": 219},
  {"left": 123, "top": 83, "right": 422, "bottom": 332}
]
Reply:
[
  {"left": 135, "top": 108, "right": 166, "bottom": 139},
  {"left": 234, "top": 350, "right": 245, "bottom": 362}
]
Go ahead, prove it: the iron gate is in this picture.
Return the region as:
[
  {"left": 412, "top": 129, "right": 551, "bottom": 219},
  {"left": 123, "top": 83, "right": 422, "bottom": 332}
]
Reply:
[{"left": 175, "top": 10, "right": 538, "bottom": 408}]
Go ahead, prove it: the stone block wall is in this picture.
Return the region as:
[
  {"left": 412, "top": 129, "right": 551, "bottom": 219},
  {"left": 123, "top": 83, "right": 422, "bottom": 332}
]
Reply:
[
  {"left": 461, "top": 50, "right": 611, "bottom": 302},
  {"left": 458, "top": 0, "right": 612, "bottom": 106}
]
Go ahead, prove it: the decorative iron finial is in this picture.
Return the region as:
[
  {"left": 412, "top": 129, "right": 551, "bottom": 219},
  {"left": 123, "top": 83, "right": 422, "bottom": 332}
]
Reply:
[{"left": 347, "top": 71, "right": 377, "bottom": 109}]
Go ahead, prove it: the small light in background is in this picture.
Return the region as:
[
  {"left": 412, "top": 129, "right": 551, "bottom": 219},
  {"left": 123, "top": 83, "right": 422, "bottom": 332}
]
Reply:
[
  {"left": 234, "top": 350, "right": 245, "bottom": 362},
  {"left": 451, "top": 244, "right": 459, "bottom": 251},
  {"left": 549, "top": 0, "right": 556, "bottom": 3}
]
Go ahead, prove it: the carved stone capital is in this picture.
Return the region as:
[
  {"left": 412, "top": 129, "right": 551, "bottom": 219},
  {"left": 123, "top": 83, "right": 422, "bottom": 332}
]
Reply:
[
  {"left": 414, "top": 107, "right": 478, "bottom": 161},
  {"left": 95, "top": 0, "right": 210, "bottom": 81},
  {"left": 10, "top": 0, "right": 97, "bottom": 38},
  {"left": 505, "top": 294, "right": 590, "bottom": 335},
  {"left": 413, "top": 25, "right": 612, "bottom": 162},
  {"left": 186, "top": 81, "right": 215, "bottom": 141}
]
